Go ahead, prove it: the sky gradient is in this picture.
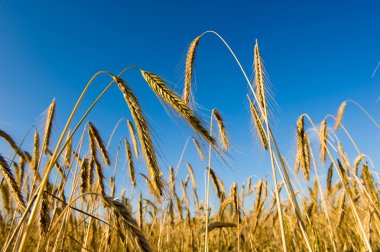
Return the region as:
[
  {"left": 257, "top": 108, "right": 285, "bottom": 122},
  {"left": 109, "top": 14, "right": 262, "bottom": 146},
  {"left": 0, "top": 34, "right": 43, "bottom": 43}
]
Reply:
[{"left": 0, "top": 1, "right": 379, "bottom": 203}]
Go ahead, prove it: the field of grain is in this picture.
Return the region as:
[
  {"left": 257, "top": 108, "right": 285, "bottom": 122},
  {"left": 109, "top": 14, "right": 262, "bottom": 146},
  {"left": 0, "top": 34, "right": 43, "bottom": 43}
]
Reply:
[{"left": 1, "top": 32, "right": 379, "bottom": 252}]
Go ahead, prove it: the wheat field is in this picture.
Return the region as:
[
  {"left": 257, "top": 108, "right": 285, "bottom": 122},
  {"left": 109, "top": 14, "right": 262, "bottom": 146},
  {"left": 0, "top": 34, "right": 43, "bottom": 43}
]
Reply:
[{"left": 1, "top": 31, "right": 380, "bottom": 252}]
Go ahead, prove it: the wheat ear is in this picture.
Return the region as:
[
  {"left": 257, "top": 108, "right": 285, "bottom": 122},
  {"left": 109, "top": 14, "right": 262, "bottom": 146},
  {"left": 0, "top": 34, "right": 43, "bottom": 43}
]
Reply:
[
  {"left": 334, "top": 101, "right": 347, "bottom": 131},
  {"left": 295, "top": 115, "right": 311, "bottom": 180},
  {"left": 212, "top": 109, "right": 229, "bottom": 151},
  {"left": 88, "top": 122, "right": 110, "bottom": 166},
  {"left": 114, "top": 76, "right": 164, "bottom": 198},
  {"left": 192, "top": 137, "right": 205, "bottom": 161},
  {"left": 127, "top": 120, "right": 139, "bottom": 158},
  {"left": 248, "top": 96, "right": 268, "bottom": 150},
  {"left": 43, "top": 98, "right": 56, "bottom": 154},
  {"left": 254, "top": 39, "right": 266, "bottom": 114},
  {"left": 124, "top": 137, "right": 135, "bottom": 188},
  {"left": 140, "top": 70, "right": 216, "bottom": 147},
  {"left": 320, "top": 119, "right": 327, "bottom": 163},
  {"left": 183, "top": 36, "right": 201, "bottom": 104},
  {"left": 0, "top": 129, "right": 26, "bottom": 160},
  {"left": 0, "top": 154, "right": 25, "bottom": 210},
  {"left": 101, "top": 195, "right": 152, "bottom": 252}
]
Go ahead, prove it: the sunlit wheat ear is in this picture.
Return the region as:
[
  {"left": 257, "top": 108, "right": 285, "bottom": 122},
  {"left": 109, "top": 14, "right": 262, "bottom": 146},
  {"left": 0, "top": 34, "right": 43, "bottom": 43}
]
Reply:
[
  {"left": 254, "top": 179, "right": 263, "bottom": 211},
  {"left": 231, "top": 182, "right": 239, "bottom": 216},
  {"left": 127, "top": 120, "right": 139, "bottom": 158},
  {"left": 334, "top": 101, "right": 347, "bottom": 131},
  {"left": 248, "top": 96, "right": 268, "bottom": 150},
  {"left": 124, "top": 137, "right": 135, "bottom": 188},
  {"left": 254, "top": 39, "right": 266, "bottom": 115},
  {"left": 14, "top": 158, "right": 25, "bottom": 188},
  {"left": 320, "top": 119, "right": 328, "bottom": 163},
  {"left": 168, "top": 198, "right": 174, "bottom": 224},
  {"left": 39, "top": 191, "right": 50, "bottom": 236},
  {"left": 0, "top": 129, "right": 27, "bottom": 160},
  {"left": 64, "top": 130, "right": 72, "bottom": 167},
  {"left": 0, "top": 154, "right": 25, "bottom": 210},
  {"left": 327, "top": 163, "right": 333, "bottom": 193},
  {"left": 247, "top": 176, "right": 252, "bottom": 195},
  {"left": 93, "top": 157, "right": 105, "bottom": 195},
  {"left": 31, "top": 130, "right": 40, "bottom": 174},
  {"left": 202, "top": 221, "right": 236, "bottom": 234},
  {"left": 362, "top": 163, "right": 377, "bottom": 200},
  {"left": 183, "top": 35, "right": 201, "bottom": 104},
  {"left": 212, "top": 109, "right": 229, "bottom": 151},
  {"left": 101, "top": 195, "right": 152, "bottom": 252},
  {"left": 43, "top": 98, "right": 55, "bottom": 154},
  {"left": 186, "top": 162, "right": 197, "bottom": 191},
  {"left": 208, "top": 167, "right": 222, "bottom": 199},
  {"left": 113, "top": 76, "right": 164, "bottom": 198},
  {"left": 169, "top": 165, "right": 176, "bottom": 192},
  {"left": 192, "top": 137, "right": 205, "bottom": 161},
  {"left": 295, "top": 115, "right": 311, "bottom": 180},
  {"left": 109, "top": 177, "right": 115, "bottom": 197},
  {"left": 88, "top": 158, "right": 94, "bottom": 189},
  {"left": 337, "top": 193, "right": 346, "bottom": 227},
  {"left": 88, "top": 122, "right": 110, "bottom": 166},
  {"left": 138, "top": 192, "right": 143, "bottom": 229},
  {"left": 140, "top": 70, "right": 216, "bottom": 147},
  {"left": 353, "top": 154, "right": 365, "bottom": 175},
  {"left": 80, "top": 158, "right": 89, "bottom": 194},
  {"left": 1, "top": 182, "right": 11, "bottom": 212}
]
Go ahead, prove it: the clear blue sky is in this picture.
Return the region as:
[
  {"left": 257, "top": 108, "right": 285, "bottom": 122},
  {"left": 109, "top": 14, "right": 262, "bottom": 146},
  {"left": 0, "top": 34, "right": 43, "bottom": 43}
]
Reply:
[{"left": 0, "top": 1, "right": 379, "bottom": 204}]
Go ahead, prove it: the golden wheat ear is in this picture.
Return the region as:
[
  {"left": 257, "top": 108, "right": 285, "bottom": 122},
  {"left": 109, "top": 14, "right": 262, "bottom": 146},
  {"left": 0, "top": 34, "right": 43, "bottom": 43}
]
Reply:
[
  {"left": 140, "top": 70, "right": 216, "bottom": 147},
  {"left": 113, "top": 75, "right": 164, "bottom": 198},
  {"left": 88, "top": 122, "right": 111, "bottom": 166},
  {"left": 0, "top": 129, "right": 27, "bottom": 160},
  {"left": 43, "top": 98, "right": 56, "bottom": 155},
  {"left": 319, "top": 119, "right": 328, "bottom": 163},
  {"left": 101, "top": 195, "right": 152, "bottom": 252},
  {"left": 295, "top": 115, "right": 311, "bottom": 180},
  {"left": 127, "top": 120, "right": 139, "bottom": 158},
  {"left": 124, "top": 137, "right": 135, "bottom": 188},
  {"left": 0, "top": 154, "right": 25, "bottom": 211},
  {"left": 247, "top": 96, "right": 268, "bottom": 150},
  {"left": 212, "top": 109, "right": 229, "bottom": 151},
  {"left": 183, "top": 36, "right": 201, "bottom": 105},
  {"left": 192, "top": 137, "right": 205, "bottom": 161},
  {"left": 334, "top": 101, "right": 346, "bottom": 131},
  {"left": 254, "top": 39, "right": 266, "bottom": 115}
]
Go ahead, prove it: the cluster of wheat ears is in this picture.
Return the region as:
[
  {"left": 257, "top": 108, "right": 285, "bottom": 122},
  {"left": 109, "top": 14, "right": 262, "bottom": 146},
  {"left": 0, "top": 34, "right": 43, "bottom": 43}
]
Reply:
[{"left": 1, "top": 31, "right": 380, "bottom": 251}]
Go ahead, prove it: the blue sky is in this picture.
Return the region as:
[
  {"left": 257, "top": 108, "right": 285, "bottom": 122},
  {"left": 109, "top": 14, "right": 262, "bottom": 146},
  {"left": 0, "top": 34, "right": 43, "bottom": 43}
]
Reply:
[{"left": 0, "top": 1, "right": 379, "bottom": 205}]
